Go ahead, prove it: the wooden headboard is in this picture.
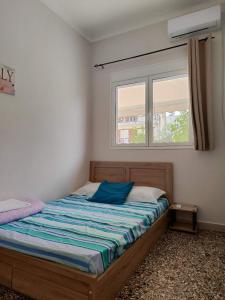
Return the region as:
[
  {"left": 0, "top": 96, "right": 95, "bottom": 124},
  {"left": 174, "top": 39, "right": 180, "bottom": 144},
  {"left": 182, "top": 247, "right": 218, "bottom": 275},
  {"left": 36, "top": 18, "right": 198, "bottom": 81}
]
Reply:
[{"left": 90, "top": 161, "right": 173, "bottom": 204}]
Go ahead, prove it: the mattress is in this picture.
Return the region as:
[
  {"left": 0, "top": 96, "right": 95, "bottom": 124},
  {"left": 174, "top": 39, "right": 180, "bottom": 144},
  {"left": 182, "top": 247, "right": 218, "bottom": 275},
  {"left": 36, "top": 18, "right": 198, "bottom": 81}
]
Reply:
[{"left": 0, "top": 195, "right": 169, "bottom": 275}]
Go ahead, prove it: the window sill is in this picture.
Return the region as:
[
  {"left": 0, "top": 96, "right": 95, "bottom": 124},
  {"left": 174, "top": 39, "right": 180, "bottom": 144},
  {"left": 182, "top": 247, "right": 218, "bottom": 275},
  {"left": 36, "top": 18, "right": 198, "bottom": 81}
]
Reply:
[{"left": 110, "top": 145, "right": 194, "bottom": 150}]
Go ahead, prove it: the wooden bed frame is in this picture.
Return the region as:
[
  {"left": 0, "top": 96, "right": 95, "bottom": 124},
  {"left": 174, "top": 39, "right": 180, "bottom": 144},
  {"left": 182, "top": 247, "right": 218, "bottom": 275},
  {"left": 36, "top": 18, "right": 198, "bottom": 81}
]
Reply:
[{"left": 0, "top": 161, "right": 173, "bottom": 300}]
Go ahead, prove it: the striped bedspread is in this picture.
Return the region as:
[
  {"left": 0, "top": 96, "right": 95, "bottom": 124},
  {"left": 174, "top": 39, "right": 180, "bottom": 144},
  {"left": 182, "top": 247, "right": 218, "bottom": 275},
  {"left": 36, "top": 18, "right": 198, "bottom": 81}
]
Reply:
[{"left": 0, "top": 195, "right": 168, "bottom": 275}]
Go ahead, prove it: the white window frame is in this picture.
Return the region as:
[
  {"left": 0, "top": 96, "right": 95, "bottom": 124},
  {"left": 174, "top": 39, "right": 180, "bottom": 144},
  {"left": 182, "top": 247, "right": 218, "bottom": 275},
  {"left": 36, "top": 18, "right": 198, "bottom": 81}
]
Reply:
[
  {"left": 149, "top": 70, "right": 193, "bottom": 148},
  {"left": 110, "top": 60, "right": 194, "bottom": 150},
  {"left": 111, "top": 77, "right": 149, "bottom": 148}
]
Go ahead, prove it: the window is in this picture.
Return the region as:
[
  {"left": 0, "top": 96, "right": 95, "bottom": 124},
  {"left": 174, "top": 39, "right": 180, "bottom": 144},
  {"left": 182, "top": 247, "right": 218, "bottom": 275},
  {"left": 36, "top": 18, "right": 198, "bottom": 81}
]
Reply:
[
  {"left": 111, "top": 69, "right": 192, "bottom": 148},
  {"left": 152, "top": 74, "right": 191, "bottom": 144},
  {"left": 114, "top": 79, "right": 147, "bottom": 145}
]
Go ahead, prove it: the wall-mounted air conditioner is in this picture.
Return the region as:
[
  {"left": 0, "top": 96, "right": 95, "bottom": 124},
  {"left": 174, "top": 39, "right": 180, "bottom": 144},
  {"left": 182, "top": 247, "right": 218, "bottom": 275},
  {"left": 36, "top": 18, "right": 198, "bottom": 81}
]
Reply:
[{"left": 168, "top": 5, "right": 221, "bottom": 39}]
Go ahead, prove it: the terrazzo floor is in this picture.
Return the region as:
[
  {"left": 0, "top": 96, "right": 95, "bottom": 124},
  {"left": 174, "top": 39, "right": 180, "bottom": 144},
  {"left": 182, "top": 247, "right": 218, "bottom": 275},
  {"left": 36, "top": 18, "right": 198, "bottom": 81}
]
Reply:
[{"left": 0, "top": 230, "right": 224, "bottom": 300}]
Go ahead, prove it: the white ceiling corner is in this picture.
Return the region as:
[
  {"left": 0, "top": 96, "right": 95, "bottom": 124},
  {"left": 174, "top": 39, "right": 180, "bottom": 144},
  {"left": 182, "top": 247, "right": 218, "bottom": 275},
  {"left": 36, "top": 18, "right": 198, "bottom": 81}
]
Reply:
[{"left": 39, "top": 0, "right": 225, "bottom": 42}]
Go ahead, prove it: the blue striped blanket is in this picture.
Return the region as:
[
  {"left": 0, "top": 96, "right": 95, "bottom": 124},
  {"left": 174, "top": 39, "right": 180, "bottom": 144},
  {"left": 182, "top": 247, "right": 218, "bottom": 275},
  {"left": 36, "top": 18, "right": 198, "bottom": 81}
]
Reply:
[{"left": 0, "top": 195, "right": 168, "bottom": 275}]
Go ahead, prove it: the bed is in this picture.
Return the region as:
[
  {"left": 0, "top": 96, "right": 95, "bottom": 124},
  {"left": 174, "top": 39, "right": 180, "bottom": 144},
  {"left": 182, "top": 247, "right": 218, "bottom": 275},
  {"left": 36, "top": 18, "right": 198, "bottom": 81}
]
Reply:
[{"left": 0, "top": 161, "right": 173, "bottom": 300}]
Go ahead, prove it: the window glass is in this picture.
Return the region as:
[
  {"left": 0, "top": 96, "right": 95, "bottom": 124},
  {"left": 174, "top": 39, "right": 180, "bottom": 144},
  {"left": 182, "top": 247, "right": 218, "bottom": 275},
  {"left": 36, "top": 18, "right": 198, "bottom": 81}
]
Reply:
[
  {"left": 152, "top": 75, "right": 190, "bottom": 144},
  {"left": 116, "top": 82, "right": 146, "bottom": 144}
]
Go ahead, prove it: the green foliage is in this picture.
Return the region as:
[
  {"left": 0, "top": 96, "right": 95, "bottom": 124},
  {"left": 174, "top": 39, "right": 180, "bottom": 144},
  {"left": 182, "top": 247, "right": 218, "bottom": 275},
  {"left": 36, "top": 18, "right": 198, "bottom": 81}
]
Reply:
[
  {"left": 155, "top": 110, "right": 189, "bottom": 143},
  {"left": 124, "top": 110, "right": 189, "bottom": 144},
  {"left": 130, "top": 126, "right": 145, "bottom": 143}
]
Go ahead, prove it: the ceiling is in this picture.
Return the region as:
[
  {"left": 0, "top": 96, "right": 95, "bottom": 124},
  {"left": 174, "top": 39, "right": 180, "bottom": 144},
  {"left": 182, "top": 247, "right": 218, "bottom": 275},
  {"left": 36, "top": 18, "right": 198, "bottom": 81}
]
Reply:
[{"left": 40, "top": 0, "right": 225, "bottom": 42}]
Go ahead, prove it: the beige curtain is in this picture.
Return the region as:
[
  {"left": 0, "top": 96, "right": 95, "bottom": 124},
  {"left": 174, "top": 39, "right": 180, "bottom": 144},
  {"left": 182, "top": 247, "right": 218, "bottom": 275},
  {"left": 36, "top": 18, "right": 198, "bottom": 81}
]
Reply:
[{"left": 188, "top": 37, "right": 213, "bottom": 151}]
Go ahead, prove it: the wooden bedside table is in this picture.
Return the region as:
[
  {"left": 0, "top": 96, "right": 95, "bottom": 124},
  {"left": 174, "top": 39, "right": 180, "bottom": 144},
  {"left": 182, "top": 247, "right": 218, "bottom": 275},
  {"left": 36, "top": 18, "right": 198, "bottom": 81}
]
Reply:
[{"left": 169, "top": 203, "right": 198, "bottom": 234}]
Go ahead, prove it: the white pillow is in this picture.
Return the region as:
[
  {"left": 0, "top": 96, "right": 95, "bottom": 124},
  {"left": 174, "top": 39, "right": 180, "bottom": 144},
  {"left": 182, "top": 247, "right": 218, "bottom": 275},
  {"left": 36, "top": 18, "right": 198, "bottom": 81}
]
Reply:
[
  {"left": 73, "top": 183, "right": 165, "bottom": 203},
  {"left": 73, "top": 182, "right": 100, "bottom": 197},
  {"left": 126, "top": 186, "right": 165, "bottom": 204}
]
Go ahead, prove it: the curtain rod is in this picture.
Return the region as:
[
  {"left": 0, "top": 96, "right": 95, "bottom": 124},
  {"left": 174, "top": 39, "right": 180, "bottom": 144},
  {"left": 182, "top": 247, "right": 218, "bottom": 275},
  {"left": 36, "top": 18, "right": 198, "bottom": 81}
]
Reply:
[{"left": 93, "top": 36, "right": 214, "bottom": 69}]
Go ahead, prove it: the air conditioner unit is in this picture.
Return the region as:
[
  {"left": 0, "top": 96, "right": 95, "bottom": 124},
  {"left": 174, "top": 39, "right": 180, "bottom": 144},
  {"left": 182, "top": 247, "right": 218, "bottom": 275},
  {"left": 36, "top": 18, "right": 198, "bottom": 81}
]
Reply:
[{"left": 168, "top": 5, "right": 221, "bottom": 39}]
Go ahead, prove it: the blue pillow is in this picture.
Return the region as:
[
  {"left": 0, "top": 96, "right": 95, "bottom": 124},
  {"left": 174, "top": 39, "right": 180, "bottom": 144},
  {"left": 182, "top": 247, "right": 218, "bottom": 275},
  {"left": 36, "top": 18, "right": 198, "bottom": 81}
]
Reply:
[{"left": 88, "top": 181, "right": 134, "bottom": 205}]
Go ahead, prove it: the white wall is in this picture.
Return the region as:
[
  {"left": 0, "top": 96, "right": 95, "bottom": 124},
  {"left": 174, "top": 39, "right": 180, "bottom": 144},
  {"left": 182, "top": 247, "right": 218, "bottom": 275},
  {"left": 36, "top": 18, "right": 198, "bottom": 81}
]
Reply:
[
  {"left": 0, "top": 0, "right": 224, "bottom": 226},
  {"left": 91, "top": 21, "right": 225, "bottom": 225},
  {"left": 0, "top": 0, "right": 91, "bottom": 201}
]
